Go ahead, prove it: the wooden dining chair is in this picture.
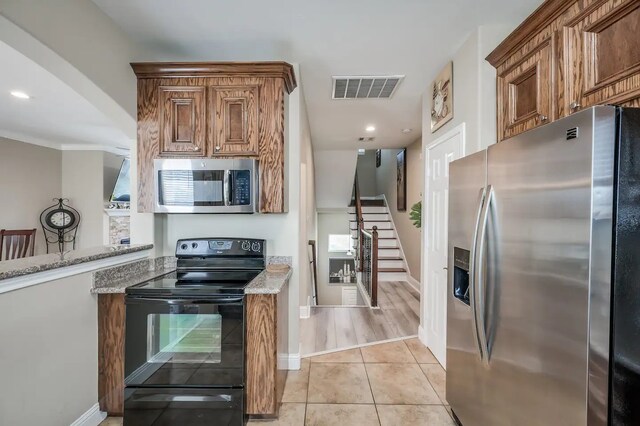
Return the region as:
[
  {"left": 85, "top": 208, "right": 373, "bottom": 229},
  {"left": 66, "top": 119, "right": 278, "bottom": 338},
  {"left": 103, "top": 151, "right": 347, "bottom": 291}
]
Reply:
[{"left": 0, "top": 229, "right": 37, "bottom": 261}]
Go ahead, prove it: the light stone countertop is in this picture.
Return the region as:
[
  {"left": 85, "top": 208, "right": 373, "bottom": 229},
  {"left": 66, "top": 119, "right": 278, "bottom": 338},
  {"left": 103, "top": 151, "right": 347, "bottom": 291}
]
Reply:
[
  {"left": 0, "top": 244, "right": 154, "bottom": 281},
  {"left": 244, "top": 267, "right": 292, "bottom": 294},
  {"left": 90, "top": 255, "right": 291, "bottom": 295}
]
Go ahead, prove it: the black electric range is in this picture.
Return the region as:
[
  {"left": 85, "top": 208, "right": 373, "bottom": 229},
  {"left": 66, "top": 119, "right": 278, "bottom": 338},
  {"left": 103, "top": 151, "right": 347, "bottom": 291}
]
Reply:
[{"left": 123, "top": 238, "right": 266, "bottom": 426}]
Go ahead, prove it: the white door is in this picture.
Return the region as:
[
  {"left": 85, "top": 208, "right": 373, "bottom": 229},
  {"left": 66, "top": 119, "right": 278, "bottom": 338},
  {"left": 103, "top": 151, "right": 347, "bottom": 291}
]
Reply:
[{"left": 423, "top": 124, "right": 465, "bottom": 368}]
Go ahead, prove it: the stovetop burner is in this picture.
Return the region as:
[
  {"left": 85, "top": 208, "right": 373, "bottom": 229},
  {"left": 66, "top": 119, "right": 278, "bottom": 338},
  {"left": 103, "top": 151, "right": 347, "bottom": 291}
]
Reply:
[
  {"left": 127, "top": 269, "right": 262, "bottom": 297},
  {"left": 126, "top": 237, "right": 266, "bottom": 297}
]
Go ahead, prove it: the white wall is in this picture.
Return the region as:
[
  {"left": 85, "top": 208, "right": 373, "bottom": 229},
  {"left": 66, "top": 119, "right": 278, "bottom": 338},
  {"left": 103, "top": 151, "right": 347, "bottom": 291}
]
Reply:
[
  {"left": 0, "top": 137, "right": 62, "bottom": 255},
  {"left": 0, "top": 0, "right": 138, "bottom": 138},
  {"left": 419, "top": 24, "right": 518, "bottom": 333},
  {"left": 356, "top": 150, "right": 378, "bottom": 197},
  {"left": 0, "top": 273, "right": 98, "bottom": 426},
  {"left": 314, "top": 150, "right": 358, "bottom": 209},
  {"left": 61, "top": 151, "right": 105, "bottom": 250},
  {"left": 375, "top": 138, "right": 423, "bottom": 282},
  {"left": 298, "top": 83, "right": 317, "bottom": 311}
]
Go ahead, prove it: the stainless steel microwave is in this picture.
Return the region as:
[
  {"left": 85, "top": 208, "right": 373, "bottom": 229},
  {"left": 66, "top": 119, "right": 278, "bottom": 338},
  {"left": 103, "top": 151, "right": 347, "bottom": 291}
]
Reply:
[{"left": 154, "top": 158, "right": 258, "bottom": 213}]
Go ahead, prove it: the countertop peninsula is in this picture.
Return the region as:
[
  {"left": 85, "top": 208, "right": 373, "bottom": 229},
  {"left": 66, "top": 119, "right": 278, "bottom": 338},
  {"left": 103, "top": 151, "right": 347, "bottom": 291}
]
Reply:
[{"left": 0, "top": 244, "right": 154, "bottom": 282}]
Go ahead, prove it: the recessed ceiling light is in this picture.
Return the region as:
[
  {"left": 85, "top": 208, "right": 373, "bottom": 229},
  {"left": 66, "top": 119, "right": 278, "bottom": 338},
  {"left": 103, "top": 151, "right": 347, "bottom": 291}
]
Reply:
[
  {"left": 402, "top": 128, "right": 413, "bottom": 134},
  {"left": 10, "top": 91, "right": 30, "bottom": 99},
  {"left": 366, "top": 125, "right": 376, "bottom": 132}
]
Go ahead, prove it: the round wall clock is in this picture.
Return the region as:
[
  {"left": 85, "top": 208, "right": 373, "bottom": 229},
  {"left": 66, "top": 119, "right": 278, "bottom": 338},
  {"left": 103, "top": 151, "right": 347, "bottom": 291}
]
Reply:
[{"left": 44, "top": 208, "right": 77, "bottom": 230}]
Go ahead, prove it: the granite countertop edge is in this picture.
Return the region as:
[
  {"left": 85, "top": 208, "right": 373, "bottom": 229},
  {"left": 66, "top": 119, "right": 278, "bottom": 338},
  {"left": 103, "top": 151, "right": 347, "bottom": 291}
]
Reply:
[
  {"left": 0, "top": 244, "right": 154, "bottom": 281},
  {"left": 244, "top": 267, "right": 292, "bottom": 294},
  {"left": 91, "top": 267, "right": 176, "bottom": 294}
]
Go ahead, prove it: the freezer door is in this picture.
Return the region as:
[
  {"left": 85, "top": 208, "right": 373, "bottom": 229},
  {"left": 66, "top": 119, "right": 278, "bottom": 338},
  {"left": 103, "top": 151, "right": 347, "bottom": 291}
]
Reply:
[
  {"left": 480, "top": 107, "right": 615, "bottom": 426},
  {"left": 446, "top": 150, "right": 488, "bottom": 425}
]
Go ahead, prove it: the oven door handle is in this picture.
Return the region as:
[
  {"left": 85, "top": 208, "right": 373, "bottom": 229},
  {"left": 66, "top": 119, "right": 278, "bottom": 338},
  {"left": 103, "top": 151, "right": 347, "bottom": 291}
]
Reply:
[{"left": 126, "top": 296, "right": 245, "bottom": 305}]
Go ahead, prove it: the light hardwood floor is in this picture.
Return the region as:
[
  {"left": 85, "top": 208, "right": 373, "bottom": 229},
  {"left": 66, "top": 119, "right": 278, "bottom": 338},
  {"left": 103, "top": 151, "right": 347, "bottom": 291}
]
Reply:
[{"left": 301, "top": 281, "right": 420, "bottom": 355}]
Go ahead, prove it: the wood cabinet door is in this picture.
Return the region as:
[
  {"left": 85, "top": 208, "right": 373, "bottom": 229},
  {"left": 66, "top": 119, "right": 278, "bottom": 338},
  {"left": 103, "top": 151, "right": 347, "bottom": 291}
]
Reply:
[
  {"left": 158, "top": 86, "right": 206, "bottom": 156},
  {"left": 210, "top": 86, "right": 259, "bottom": 156},
  {"left": 498, "top": 39, "right": 554, "bottom": 141},
  {"left": 563, "top": 0, "right": 640, "bottom": 115}
]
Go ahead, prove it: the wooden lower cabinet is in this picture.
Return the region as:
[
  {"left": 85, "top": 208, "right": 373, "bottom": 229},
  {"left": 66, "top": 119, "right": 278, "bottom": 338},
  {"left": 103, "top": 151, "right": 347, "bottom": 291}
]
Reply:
[
  {"left": 97, "top": 286, "right": 290, "bottom": 419},
  {"left": 98, "top": 294, "right": 126, "bottom": 416},
  {"left": 245, "top": 288, "right": 289, "bottom": 418}
]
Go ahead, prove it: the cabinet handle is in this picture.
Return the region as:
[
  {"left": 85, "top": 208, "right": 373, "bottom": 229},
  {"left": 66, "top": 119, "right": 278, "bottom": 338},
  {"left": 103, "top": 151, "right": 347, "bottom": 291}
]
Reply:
[
  {"left": 570, "top": 101, "right": 581, "bottom": 111},
  {"left": 215, "top": 146, "right": 221, "bottom": 151},
  {"left": 539, "top": 114, "right": 548, "bottom": 122},
  {"left": 193, "top": 146, "right": 200, "bottom": 151}
]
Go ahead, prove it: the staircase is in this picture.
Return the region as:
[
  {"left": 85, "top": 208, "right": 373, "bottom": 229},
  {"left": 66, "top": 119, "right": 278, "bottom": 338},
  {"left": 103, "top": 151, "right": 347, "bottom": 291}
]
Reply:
[{"left": 349, "top": 198, "right": 408, "bottom": 281}]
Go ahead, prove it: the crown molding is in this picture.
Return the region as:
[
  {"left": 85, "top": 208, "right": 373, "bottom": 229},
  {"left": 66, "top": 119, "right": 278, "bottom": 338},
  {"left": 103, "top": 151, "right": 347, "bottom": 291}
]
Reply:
[{"left": 130, "top": 61, "right": 297, "bottom": 94}]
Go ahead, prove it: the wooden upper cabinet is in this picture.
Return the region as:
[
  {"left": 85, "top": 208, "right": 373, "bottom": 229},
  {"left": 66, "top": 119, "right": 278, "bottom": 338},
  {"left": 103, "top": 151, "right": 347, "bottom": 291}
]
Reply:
[
  {"left": 132, "top": 62, "right": 296, "bottom": 213},
  {"left": 498, "top": 39, "right": 554, "bottom": 141},
  {"left": 210, "top": 86, "right": 259, "bottom": 156},
  {"left": 159, "top": 86, "right": 206, "bottom": 156},
  {"left": 487, "top": 0, "right": 640, "bottom": 141},
  {"left": 563, "top": 1, "right": 640, "bottom": 116}
]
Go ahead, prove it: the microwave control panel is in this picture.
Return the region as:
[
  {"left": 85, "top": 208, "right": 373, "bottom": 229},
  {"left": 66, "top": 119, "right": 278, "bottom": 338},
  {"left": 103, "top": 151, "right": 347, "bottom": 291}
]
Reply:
[{"left": 230, "top": 170, "right": 252, "bottom": 206}]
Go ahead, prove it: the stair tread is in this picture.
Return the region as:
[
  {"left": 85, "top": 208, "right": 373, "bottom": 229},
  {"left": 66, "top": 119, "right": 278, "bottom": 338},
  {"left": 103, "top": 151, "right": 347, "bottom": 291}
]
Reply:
[
  {"left": 349, "top": 212, "right": 388, "bottom": 215},
  {"left": 349, "top": 220, "right": 391, "bottom": 223},
  {"left": 379, "top": 257, "right": 403, "bottom": 260},
  {"left": 378, "top": 267, "right": 407, "bottom": 272}
]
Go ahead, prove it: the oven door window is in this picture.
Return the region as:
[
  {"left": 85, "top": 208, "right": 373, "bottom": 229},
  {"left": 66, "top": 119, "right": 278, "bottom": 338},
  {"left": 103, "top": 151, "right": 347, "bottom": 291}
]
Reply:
[
  {"left": 158, "top": 170, "right": 225, "bottom": 206},
  {"left": 149, "top": 313, "right": 222, "bottom": 364},
  {"left": 125, "top": 300, "right": 245, "bottom": 387}
]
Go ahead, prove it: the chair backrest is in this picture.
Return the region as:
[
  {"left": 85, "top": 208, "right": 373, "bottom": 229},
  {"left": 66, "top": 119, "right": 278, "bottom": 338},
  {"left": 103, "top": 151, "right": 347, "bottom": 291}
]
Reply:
[{"left": 0, "top": 229, "right": 37, "bottom": 261}]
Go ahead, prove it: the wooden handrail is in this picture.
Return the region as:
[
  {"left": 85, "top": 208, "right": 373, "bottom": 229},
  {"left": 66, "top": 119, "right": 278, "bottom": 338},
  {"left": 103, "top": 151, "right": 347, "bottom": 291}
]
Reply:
[
  {"left": 371, "top": 226, "right": 378, "bottom": 307},
  {"left": 308, "top": 240, "right": 318, "bottom": 306},
  {"left": 354, "top": 172, "right": 364, "bottom": 272}
]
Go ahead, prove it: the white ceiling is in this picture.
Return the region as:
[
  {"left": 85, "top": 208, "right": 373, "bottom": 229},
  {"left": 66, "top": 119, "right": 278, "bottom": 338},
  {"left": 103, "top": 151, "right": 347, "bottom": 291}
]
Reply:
[
  {"left": 92, "top": 0, "right": 541, "bottom": 150},
  {"left": 0, "top": 40, "right": 131, "bottom": 151}
]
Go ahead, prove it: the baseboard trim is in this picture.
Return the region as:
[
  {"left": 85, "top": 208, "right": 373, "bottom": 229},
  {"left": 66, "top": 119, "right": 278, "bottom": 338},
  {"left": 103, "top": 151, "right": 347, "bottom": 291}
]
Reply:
[
  {"left": 279, "top": 352, "right": 301, "bottom": 370},
  {"left": 418, "top": 325, "right": 428, "bottom": 347},
  {"left": 70, "top": 403, "right": 106, "bottom": 426},
  {"left": 299, "top": 305, "right": 310, "bottom": 319},
  {"left": 301, "top": 334, "right": 418, "bottom": 358},
  {"left": 406, "top": 276, "right": 421, "bottom": 292}
]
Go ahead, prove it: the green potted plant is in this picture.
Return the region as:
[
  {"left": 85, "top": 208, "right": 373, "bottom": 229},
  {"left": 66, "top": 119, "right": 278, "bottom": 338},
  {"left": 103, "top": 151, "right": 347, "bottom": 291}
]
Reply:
[{"left": 409, "top": 201, "right": 421, "bottom": 229}]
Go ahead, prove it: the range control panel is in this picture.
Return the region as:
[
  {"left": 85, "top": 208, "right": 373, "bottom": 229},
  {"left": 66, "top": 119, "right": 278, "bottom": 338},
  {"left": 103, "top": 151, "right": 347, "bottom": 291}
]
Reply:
[{"left": 176, "top": 238, "right": 266, "bottom": 257}]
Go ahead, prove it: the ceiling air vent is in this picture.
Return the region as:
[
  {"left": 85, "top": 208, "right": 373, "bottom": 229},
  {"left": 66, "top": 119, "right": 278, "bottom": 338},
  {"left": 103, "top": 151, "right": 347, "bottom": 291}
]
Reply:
[{"left": 332, "top": 75, "right": 404, "bottom": 99}]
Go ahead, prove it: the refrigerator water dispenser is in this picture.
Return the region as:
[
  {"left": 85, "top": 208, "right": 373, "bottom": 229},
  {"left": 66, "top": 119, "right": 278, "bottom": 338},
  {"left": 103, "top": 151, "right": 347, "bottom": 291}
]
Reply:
[{"left": 453, "top": 247, "right": 470, "bottom": 305}]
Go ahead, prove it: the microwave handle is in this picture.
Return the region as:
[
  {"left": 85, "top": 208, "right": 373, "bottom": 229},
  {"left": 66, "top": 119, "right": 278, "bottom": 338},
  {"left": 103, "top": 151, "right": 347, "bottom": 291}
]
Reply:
[{"left": 224, "top": 170, "right": 231, "bottom": 206}]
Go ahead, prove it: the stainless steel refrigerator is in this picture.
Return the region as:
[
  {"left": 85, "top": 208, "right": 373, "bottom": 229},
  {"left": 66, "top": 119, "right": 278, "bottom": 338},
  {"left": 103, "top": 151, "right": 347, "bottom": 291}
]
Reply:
[{"left": 446, "top": 106, "right": 640, "bottom": 426}]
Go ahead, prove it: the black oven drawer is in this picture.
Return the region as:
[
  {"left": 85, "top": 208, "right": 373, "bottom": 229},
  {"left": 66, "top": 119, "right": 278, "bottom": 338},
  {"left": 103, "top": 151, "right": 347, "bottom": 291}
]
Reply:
[
  {"left": 125, "top": 296, "right": 245, "bottom": 387},
  {"left": 124, "top": 387, "right": 244, "bottom": 426}
]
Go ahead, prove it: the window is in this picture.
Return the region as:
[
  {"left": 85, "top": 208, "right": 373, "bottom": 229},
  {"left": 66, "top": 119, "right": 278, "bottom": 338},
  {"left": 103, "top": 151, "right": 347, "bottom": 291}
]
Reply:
[{"left": 328, "top": 234, "right": 351, "bottom": 252}]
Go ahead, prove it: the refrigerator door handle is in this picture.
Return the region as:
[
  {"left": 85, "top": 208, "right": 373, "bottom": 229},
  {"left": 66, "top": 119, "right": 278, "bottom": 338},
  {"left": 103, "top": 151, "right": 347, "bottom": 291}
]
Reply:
[
  {"left": 475, "top": 184, "right": 493, "bottom": 366},
  {"left": 469, "top": 186, "right": 486, "bottom": 360}
]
